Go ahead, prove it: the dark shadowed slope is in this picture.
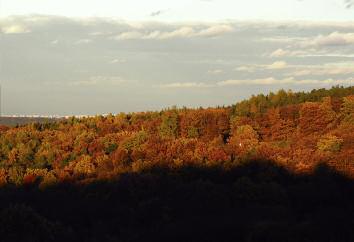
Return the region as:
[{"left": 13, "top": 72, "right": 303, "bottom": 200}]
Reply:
[{"left": 0, "top": 161, "right": 354, "bottom": 242}]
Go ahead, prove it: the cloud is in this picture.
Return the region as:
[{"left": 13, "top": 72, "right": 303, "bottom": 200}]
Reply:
[
  {"left": 235, "top": 61, "right": 288, "bottom": 72},
  {"left": 150, "top": 10, "right": 167, "bottom": 17},
  {"left": 235, "top": 66, "right": 257, "bottom": 72},
  {"left": 266, "top": 61, "right": 288, "bottom": 69},
  {"left": 0, "top": 24, "right": 30, "bottom": 34},
  {"left": 89, "top": 31, "right": 112, "bottom": 36},
  {"left": 269, "top": 48, "right": 354, "bottom": 58},
  {"left": 149, "top": 27, "right": 195, "bottom": 39},
  {"left": 207, "top": 69, "right": 223, "bottom": 75},
  {"left": 110, "top": 59, "right": 126, "bottom": 64},
  {"left": 74, "top": 39, "right": 93, "bottom": 44},
  {"left": 160, "top": 82, "right": 213, "bottom": 88},
  {"left": 44, "top": 76, "right": 129, "bottom": 87},
  {"left": 161, "top": 75, "right": 354, "bottom": 89},
  {"left": 290, "top": 62, "right": 354, "bottom": 76},
  {"left": 115, "top": 31, "right": 144, "bottom": 40},
  {"left": 114, "top": 24, "right": 234, "bottom": 40},
  {"left": 217, "top": 77, "right": 354, "bottom": 86},
  {"left": 197, "top": 25, "right": 234, "bottom": 37},
  {"left": 217, "top": 77, "right": 291, "bottom": 86},
  {"left": 262, "top": 31, "right": 354, "bottom": 49},
  {"left": 69, "top": 80, "right": 98, "bottom": 86},
  {"left": 345, "top": 0, "right": 354, "bottom": 8},
  {"left": 237, "top": 60, "right": 354, "bottom": 77},
  {"left": 89, "top": 76, "right": 127, "bottom": 85},
  {"left": 50, "top": 39, "right": 59, "bottom": 45},
  {"left": 310, "top": 32, "right": 354, "bottom": 47},
  {"left": 269, "top": 48, "right": 314, "bottom": 57},
  {"left": 261, "top": 36, "right": 306, "bottom": 43},
  {"left": 150, "top": 10, "right": 163, "bottom": 17},
  {"left": 3, "top": 15, "right": 354, "bottom": 114},
  {"left": 270, "top": 48, "right": 289, "bottom": 58}
]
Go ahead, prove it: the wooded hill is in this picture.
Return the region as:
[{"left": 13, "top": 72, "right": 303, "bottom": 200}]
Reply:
[
  {"left": 0, "top": 86, "right": 353, "bottom": 242},
  {"left": 0, "top": 85, "right": 352, "bottom": 186}
]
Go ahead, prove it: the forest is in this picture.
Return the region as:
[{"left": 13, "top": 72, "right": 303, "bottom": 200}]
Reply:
[{"left": 0, "top": 85, "right": 353, "bottom": 242}]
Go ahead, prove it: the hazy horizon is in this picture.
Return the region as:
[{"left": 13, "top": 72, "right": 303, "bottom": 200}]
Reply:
[{"left": 0, "top": 0, "right": 354, "bottom": 115}]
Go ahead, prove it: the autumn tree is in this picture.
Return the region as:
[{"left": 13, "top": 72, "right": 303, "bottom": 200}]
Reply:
[
  {"left": 341, "top": 95, "right": 354, "bottom": 124},
  {"left": 228, "top": 125, "right": 259, "bottom": 160},
  {"left": 265, "top": 108, "right": 296, "bottom": 141},
  {"left": 298, "top": 100, "right": 337, "bottom": 136},
  {"left": 73, "top": 155, "right": 95, "bottom": 177}
]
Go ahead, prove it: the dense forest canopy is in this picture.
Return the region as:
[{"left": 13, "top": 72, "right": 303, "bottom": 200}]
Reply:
[
  {"left": 0, "top": 85, "right": 353, "bottom": 242},
  {"left": 0, "top": 85, "right": 353, "bottom": 186}
]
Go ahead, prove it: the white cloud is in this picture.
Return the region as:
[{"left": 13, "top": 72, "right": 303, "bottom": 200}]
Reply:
[
  {"left": 207, "top": 69, "right": 223, "bottom": 74},
  {"left": 110, "top": 58, "right": 126, "bottom": 64},
  {"left": 268, "top": 32, "right": 354, "bottom": 48},
  {"left": 69, "top": 80, "right": 98, "bottom": 86},
  {"left": 264, "top": 32, "right": 354, "bottom": 56},
  {"left": 264, "top": 32, "right": 354, "bottom": 60},
  {"left": 217, "top": 77, "right": 354, "bottom": 86},
  {"left": 235, "top": 61, "right": 288, "bottom": 72},
  {"left": 149, "top": 27, "right": 195, "bottom": 39},
  {"left": 269, "top": 48, "right": 314, "bottom": 57},
  {"left": 45, "top": 76, "right": 129, "bottom": 87},
  {"left": 74, "top": 39, "right": 93, "bottom": 44},
  {"left": 161, "top": 82, "right": 213, "bottom": 88},
  {"left": 290, "top": 63, "right": 354, "bottom": 76},
  {"left": 261, "top": 36, "right": 306, "bottom": 43},
  {"left": 0, "top": 24, "right": 30, "bottom": 34},
  {"left": 114, "top": 31, "right": 144, "bottom": 40},
  {"left": 235, "top": 66, "right": 256, "bottom": 72},
  {"left": 217, "top": 77, "right": 290, "bottom": 86},
  {"left": 269, "top": 48, "right": 354, "bottom": 58},
  {"left": 160, "top": 76, "right": 354, "bottom": 89},
  {"left": 114, "top": 24, "right": 233, "bottom": 40},
  {"left": 89, "top": 76, "right": 127, "bottom": 85},
  {"left": 197, "top": 24, "right": 234, "bottom": 37},
  {"left": 300, "top": 53, "right": 354, "bottom": 58},
  {"left": 237, "top": 60, "right": 354, "bottom": 76},
  {"left": 270, "top": 48, "right": 290, "bottom": 57},
  {"left": 89, "top": 31, "right": 112, "bottom": 36},
  {"left": 310, "top": 32, "right": 354, "bottom": 47},
  {"left": 266, "top": 61, "right": 288, "bottom": 69},
  {"left": 50, "top": 39, "right": 59, "bottom": 45}
]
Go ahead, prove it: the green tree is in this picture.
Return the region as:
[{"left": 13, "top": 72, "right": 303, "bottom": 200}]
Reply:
[{"left": 159, "top": 110, "right": 179, "bottom": 139}]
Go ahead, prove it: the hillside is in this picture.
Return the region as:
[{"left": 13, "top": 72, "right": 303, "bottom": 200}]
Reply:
[
  {"left": 0, "top": 86, "right": 352, "bottom": 180},
  {"left": 0, "top": 85, "right": 353, "bottom": 242}
]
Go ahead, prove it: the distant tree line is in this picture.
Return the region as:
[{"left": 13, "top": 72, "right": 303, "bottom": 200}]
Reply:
[{"left": 232, "top": 85, "right": 354, "bottom": 117}]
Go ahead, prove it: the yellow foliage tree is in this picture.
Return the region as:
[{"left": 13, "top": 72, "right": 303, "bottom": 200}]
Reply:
[
  {"left": 317, "top": 134, "right": 344, "bottom": 153},
  {"left": 73, "top": 155, "right": 96, "bottom": 176}
]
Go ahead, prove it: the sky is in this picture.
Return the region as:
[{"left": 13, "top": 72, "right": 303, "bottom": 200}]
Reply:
[{"left": 0, "top": 0, "right": 354, "bottom": 115}]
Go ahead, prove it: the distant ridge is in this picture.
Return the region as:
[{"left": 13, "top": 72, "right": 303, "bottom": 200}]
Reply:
[{"left": 0, "top": 116, "right": 63, "bottom": 127}]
